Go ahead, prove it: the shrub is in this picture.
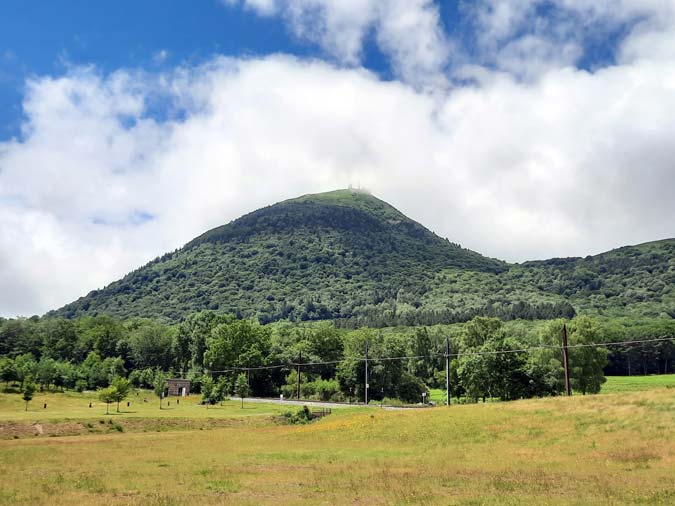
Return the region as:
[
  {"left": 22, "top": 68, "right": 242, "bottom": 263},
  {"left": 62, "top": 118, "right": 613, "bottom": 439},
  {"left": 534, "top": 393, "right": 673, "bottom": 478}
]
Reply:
[
  {"left": 396, "top": 372, "right": 428, "bottom": 404},
  {"left": 75, "top": 379, "right": 87, "bottom": 393},
  {"left": 283, "top": 406, "right": 314, "bottom": 425},
  {"left": 313, "top": 379, "right": 340, "bottom": 401}
]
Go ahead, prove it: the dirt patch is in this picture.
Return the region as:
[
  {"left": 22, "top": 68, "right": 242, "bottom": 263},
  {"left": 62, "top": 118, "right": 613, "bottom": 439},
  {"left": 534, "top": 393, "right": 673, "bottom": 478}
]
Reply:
[
  {"left": 0, "top": 416, "right": 278, "bottom": 440},
  {"left": 0, "top": 420, "right": 89, "bottom": 439}
]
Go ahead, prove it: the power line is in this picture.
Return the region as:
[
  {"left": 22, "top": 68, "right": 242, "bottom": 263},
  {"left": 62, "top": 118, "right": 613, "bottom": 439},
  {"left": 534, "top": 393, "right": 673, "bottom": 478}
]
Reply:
[{"left": 203, "top": 336, "right": 675, "bottom": 374}]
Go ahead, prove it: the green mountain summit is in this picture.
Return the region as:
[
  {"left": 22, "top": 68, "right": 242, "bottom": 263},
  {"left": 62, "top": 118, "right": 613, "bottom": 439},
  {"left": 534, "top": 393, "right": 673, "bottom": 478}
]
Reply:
[{"left": 52, "top": 190, "right": 675, "bottom": 325}]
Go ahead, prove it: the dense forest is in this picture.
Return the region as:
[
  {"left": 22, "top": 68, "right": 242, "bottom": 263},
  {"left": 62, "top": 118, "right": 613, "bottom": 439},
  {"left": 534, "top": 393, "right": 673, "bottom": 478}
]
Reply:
[
  {"left": 48, "top": 190, "right": 675, "bottom": 326},
  {"left": 1, "top": 313, "right": 674, "bottom": 404}
]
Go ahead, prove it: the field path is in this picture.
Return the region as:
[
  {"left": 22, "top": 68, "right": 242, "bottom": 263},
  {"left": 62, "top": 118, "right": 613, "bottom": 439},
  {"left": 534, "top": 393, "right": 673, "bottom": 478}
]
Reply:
[{"left": 243, "top": 397, "right": 419, "bottom": 410}]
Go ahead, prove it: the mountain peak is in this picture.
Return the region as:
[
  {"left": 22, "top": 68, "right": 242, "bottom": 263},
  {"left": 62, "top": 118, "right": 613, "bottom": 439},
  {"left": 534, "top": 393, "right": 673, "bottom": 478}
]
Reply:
[
  {"left": 285, "top": 188, "right": 408, "bottom": 223},
  {"left": 52, "top": 189, "right": 505, "bottom": 322},
  {"left": 49, "top": 190, "right": 674, "bottom": 325}
]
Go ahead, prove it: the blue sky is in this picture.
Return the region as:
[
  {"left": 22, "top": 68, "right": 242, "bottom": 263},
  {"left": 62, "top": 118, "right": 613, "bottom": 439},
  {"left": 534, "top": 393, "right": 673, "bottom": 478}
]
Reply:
[
  {"left": 0, "top": 0, "right": 308, "bottom": 139},
  {"left": 1, "top": 0, "right": 674, "bottom": 316},
  {"left": 0, "top": 0, "right": 464, "bottom": 139},
  {"left": 0, "top": 0, "right": 628, "bottom": 140}
]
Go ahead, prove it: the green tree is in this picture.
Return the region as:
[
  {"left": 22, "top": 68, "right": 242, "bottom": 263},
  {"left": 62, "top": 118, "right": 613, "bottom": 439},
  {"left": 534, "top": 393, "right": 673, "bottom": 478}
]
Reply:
[
  {"left": 81, "top": 352, "right": 107, "bottom": 389},
  {"left": 456, "top": 352, "right": 489, "bottom": 402},
  {"left": 102, "top": 356, "right": 127, "bottom": 385},
  {"left": 110, "top": 376, "right": 131, "bottom": 412},
  {"left": 36, "top": 358, "right": 58, "bottom": 391},
  {"left": 180, "top": 311, "right": 235, "bottom": 370},
  {"left": 152, "top": 370, "right": 167, "bottom": 409},
  {"left": 54, "top": 361, "right": 76, "bottom": 391},
  {"left": 0, "top": 318, "right": 40, "bottom": 357},
  {"left": 204, "top": 320, "right": 271, "bottom": 372},
  {"left": 234, "top": 373, "right": 249, "bottom": 408},
  {"left": 215, "top": 376, "right": 229, "bottom": 405},
  {"left": 456, "top": 317, "right": 528, "bottom": 402},
  {"left": 80, "top": 315, "right": 124, "bottom": 358},
  {"left": 201, "top": 375, "right": 215, "bottom": 408},
  {"left": 128, "top": 320, "right": 175, "bottom": 370},
  {"left": 462, "top": 317, "right": 505, "bottom": 349},
  {"left": 406, "top": 327, "right": 439, "bottom": 385},
  {"left": 41, "top": 318, "right": 82, "bottom": 362},
  {"left": 98, "top": 386, "right": 116, "bottom": 415},
  {"left": 0, "top": 358, "right": 18, "bottom": 387},
  {"left": 568, "top": 317, "right": 608, "bottom": 394},
  {"left": 14, "top": 354, "right": 37, "bottom": 389},
  {"left": 396, "top": 371, "right": 428, "bottom": 404},
  {"left": 22, "top": 380, "right": 36, "bottom": 411}
]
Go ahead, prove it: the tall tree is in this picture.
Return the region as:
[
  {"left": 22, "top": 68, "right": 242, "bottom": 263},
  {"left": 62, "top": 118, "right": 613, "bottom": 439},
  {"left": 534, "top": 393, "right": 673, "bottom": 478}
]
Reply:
[
  {"left": 128, "top": 321, "right": 175, "bottom": 371},
  {"left": 110, "top": 376, "right": 131, "bottom": 412},
  {"left": 98, "top": 386, "right": 116, "bottom": 415},
  {"left": 0, "top": 358, "right": 18, "bottom": 386},
  {"left": 201, "top": 375, "right": 215, "bottom": 408},
  {"left": 152, "top": 370, "right": 167, "bottom": 409},
  {"left": 22, "top": 380, "right": 36, "bottom": 411},
  {"left": 234, "top": 373, "right": 249, "bottom": 408},
  {"left": 568, "top": 316, "right": 608, "bottom": 394}
]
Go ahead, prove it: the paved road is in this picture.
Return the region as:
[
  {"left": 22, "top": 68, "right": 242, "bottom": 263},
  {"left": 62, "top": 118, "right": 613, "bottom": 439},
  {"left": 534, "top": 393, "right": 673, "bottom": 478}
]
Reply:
[{"left": 244, "top": 397, "right": 424, "bottom": 410}]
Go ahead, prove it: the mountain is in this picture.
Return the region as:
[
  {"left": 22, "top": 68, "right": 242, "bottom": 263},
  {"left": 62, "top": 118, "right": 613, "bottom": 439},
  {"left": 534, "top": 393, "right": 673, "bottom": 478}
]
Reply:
[{"left": 51, "top": 190, "right": 675, "bottom": 325}]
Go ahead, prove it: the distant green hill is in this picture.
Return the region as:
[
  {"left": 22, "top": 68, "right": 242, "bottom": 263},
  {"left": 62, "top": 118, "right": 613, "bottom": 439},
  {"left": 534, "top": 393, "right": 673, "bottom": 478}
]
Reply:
[{"left": 51, "top": 190, "right": 675, "bottom": 325}]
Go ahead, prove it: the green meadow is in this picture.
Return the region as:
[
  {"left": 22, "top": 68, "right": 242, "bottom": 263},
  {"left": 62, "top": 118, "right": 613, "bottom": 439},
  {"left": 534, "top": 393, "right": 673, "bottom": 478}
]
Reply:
[
  {"left": 1, "top": 380, "right": 674, "bottom": 505},
  {"left": 427, "top": 375, "right": 675, "bottom": 404},
  {"left": 0, "top": 389, "right": 292, "bottom": 422},
  {"left": 601, "top": 374, "right": 675, "bottom": 394}
]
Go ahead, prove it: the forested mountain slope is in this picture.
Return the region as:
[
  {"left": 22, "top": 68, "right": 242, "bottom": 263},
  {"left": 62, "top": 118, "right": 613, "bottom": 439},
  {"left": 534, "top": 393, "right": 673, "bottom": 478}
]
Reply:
[{"left": 51, "top": 190, "right": 675, "bottom": 325}]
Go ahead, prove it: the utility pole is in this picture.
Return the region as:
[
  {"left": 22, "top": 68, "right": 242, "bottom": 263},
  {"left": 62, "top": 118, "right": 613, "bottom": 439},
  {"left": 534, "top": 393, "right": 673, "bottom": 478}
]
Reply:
[
  {"left": 364, "top": 341, "right": 369, "bottom": 405},
  {"left": 297, "top": 352, "right": 302, "bottom": 400},
  {"left": 445, "top": 337, "right": 451, "bottom": 406},
  {"left": 562, "top": 322, "right": 572, "bottom": 396}
]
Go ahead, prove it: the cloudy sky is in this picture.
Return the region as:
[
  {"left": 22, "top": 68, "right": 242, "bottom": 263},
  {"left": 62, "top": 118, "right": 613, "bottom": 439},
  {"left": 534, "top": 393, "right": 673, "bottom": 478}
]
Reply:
[{"left": 1, "top": 0, "right": 674, "bottom": 317}]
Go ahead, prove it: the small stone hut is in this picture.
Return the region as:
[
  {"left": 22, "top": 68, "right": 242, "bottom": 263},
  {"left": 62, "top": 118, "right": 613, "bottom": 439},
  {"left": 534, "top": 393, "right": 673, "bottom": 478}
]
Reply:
[{"left": 166, "top": 378, "right": 191, "bottom": 397}]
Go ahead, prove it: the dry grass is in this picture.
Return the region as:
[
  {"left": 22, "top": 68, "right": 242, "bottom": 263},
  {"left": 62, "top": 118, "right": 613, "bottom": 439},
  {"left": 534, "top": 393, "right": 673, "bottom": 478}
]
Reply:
[{"left": 0, "top": 390, "right": 674, "bottom": 505}]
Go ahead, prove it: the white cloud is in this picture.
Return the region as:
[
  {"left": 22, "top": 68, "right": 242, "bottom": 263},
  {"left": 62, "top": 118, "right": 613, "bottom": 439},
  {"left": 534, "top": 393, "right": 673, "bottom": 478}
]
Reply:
[
  {"left": 153, "top": 49, "right": 170, "bottom": 64},
  {"left": 1, "top": 1, "right": 675, "bottom": 316},
  {"left": 223, "top": 0, "right": 450, "bottom": 88},
  {"left": 466, "top": 0, "right": 675, "bottom": 79},
  {"left": 222, "top": 0, "right": 278, "bottom": 16}
]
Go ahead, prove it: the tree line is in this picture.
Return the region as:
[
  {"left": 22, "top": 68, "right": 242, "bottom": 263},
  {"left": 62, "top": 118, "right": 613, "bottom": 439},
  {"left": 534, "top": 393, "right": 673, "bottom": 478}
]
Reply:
[{"left": 1, "top": 312, "right": 673, "bottom": 404}]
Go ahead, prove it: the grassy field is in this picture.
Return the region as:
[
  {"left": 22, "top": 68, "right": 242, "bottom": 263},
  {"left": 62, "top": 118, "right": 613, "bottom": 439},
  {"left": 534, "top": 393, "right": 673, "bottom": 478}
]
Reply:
[
  {"left": 602, "top": 374, "right": 675, "bottom": 393},
  {"left": 0, "top": 389, "right": 293, "bottom": 422},
  {"left": 427, "top": 375, "right": 675, "bottom": 404},
  {"left": 1, "top": 387, "right": 674, "bottom": 505}
]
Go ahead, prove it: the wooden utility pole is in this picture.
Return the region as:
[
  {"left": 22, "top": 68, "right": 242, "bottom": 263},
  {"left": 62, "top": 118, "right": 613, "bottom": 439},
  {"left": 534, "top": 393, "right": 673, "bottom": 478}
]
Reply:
[
  {"left": 562, "top": 322, "right": 572, "bottom": 396},
  {"left": 445, "top": 337, "right": 451, "bottom": 406},
  {"left": 364, "top": 341, "right": 369, "bottom": 405},
  {"left": 297, "top": 352, "right": 302, "bottom": 400}
]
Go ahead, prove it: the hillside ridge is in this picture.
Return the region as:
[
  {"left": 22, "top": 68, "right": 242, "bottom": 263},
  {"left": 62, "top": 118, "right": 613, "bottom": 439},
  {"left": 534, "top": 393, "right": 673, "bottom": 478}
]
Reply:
[{"left": 50, "top": 190, "right": 675, "bottom": 325}]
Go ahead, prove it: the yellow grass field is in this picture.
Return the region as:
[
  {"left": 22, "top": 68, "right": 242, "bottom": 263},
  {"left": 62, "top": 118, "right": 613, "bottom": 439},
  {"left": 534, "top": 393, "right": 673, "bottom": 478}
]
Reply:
[{"left": 1, "top": 388, "right": 674, "bottom": 505}]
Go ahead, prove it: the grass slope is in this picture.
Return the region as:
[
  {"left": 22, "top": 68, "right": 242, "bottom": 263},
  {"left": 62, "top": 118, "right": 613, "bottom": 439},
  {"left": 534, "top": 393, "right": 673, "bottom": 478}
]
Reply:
[{"left": 1, "top": 389, "right": 674, "bottom": 505}]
